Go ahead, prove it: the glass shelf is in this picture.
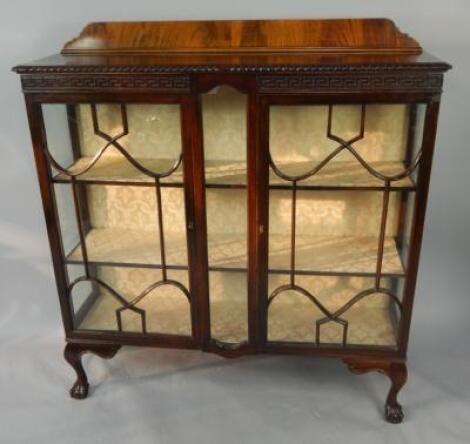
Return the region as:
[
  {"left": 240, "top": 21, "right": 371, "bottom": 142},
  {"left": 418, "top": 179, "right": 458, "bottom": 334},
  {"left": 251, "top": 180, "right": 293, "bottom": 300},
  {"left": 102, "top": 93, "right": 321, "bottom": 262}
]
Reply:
[
  {"left": 53, "top": 154, "right": 415, "bottom": 190},
  {"left": 66, "top": 228, "right": 247, "bottom": 270},
  {"left": 66, "top": 228, "right": 404, "bottom": 277},
  {"left": 269, "top": 234, "right": 404, "bottom": 276}
]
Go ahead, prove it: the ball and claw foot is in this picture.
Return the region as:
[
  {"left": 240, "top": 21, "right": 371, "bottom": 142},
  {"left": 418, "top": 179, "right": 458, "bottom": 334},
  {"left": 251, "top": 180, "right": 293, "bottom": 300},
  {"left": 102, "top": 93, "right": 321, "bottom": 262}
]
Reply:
[
  {"left": 344, "top": 359, "right": 407, "bottom": 424},
  {"left": 70, "top": 380, "right": 89, "bottom": 400},
  {"left": 385, "top": 402, "right": 404, "bottom": 424},
  {"left": 64, "top": 343, "right": 120, "bottom": 400}
]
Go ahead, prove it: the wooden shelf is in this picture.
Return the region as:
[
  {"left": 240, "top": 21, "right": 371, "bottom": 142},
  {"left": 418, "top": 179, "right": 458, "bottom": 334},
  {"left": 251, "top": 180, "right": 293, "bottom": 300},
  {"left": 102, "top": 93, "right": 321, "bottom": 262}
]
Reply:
[
  {"left": 66, "top": 228, "right": 404, "bottom": 276},
  {"left": 54, "top": 155, "right": 415, "bottom": 190}
]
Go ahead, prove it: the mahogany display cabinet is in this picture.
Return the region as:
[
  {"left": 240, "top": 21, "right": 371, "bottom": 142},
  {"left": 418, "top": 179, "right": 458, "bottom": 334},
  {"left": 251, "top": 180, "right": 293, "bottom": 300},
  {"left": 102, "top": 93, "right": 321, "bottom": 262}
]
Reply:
[{"left": 13, "top": 19, "right": 451, "bottom": 423}]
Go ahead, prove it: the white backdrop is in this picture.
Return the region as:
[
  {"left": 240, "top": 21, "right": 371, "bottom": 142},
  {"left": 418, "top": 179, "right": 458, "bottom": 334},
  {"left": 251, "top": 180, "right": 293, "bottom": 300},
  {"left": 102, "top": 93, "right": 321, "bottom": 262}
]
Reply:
[{"left": 1, "top": 1, "right": 469, "bottom": 443}]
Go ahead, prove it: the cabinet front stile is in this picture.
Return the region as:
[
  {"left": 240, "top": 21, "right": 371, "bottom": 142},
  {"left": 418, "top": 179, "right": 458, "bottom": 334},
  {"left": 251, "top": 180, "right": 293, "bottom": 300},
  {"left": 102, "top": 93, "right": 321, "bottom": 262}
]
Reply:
[
  {"left": 255, "top": 95, "right": 271, "bottom": 349},
  {"left": 181, "top": 94, "right": 211, "bottom": 347}
]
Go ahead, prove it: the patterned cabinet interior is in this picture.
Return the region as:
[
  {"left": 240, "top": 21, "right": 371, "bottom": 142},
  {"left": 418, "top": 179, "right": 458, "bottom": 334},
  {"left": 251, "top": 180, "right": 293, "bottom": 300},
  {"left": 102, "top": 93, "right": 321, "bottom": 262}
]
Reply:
[
  {"left": 43, "top": 102, "right": 193, "bottom": 337},
  {"left": 266, "top": 102, "right": 426, "bottom": 347},
  {"left": 42, "top": 96, "right": 426, "bottom": 349}
]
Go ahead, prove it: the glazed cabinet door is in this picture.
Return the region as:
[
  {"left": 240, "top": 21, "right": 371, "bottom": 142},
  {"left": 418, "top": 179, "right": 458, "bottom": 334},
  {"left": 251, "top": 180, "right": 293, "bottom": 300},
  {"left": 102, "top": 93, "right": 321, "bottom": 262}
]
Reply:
[
  {"left": 38, "top": 98, "right": 198, "bottom": 345},
  {"left": 259, "top": 97, "right": 429, "bottom": 351}
]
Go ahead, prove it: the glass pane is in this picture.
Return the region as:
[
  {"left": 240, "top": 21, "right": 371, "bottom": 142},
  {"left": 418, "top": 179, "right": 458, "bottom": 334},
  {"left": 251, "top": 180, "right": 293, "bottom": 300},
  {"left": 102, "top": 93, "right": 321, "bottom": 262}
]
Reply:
[
  {"left": 269, "top": 104, "right": 419, "bottom": 189},
  {"left": 202, "top": 86, "right": 248, "bottom": 344},
  {"left": 53, "top": 183, "right": 80, "bottom": 256},
  {"left": 267, "top": 103, "right": 424, "bottom": 348},
  {"left": 62, "top": 184, "right": 188, "bottom": 268},
  {"left": 202, "top": 86, "right": 247, "bottom": 187},
  {"left": 209, "top": 271, "right": 248, "bottom": 343},
  {"left": 70, "top": 265, "right": 191, "bottom": 335},
  {"left": 44, "top": 103, "right": 183, "bottom": 184},
  {"left": 42, "top": 103, "right": 192, "bottom": 338},
  {"left": 42, "top": 104, "right": 74, "bottom": 168},
  {"left": 268, "top": 275, "right": 401, "bottom": 346},
  {"left": 269, "top": 190, "right": 403, "bottom": 275}
]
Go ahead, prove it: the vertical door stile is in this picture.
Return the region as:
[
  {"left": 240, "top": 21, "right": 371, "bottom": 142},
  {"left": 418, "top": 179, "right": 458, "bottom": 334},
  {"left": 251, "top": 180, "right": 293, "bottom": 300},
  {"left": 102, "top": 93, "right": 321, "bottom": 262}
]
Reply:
[
  {"left": 247, "top": 87, "right": 260, "bottom": 349},
  {"left": 256, "top": 95, "right": 270, "bottom": 347},
  {"left": 181, "top": 93, "right": 211, "bottom": 347}
]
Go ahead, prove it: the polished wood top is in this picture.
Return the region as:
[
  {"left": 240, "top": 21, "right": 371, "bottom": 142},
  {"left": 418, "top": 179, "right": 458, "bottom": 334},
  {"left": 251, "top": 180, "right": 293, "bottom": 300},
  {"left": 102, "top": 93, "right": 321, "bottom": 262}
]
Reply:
[
  {"left": 62, "top": 19, "right": 422, "bottom": 56},
  {"left": 13, "top": 19, "right": 452, "bottom": 75},
  {"left": 12, "top": 51, "right": 450, "bottom": 75}
]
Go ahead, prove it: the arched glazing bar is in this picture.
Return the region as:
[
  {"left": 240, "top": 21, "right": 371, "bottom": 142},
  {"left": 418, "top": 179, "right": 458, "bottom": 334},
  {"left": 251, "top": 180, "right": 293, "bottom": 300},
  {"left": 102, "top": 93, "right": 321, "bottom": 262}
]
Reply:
[{"left": 44, "top": 104, "right": 183, "bottom": 179}]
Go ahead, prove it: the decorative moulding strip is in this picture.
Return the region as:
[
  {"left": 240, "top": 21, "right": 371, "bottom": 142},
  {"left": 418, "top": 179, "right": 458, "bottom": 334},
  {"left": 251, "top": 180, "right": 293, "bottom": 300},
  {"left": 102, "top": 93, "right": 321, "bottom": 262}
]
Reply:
[
  {"left": 20, "top": 75, "right": 190, "bottom": 93},
  {"left": 19, "top": 72, "right": 443, "bottom": 94},
  {"left": 257, "top": 73, "right": 444, "bottom": 93},
  {"left": 14, "top": 63, "right": 450, "bottom": 75}
]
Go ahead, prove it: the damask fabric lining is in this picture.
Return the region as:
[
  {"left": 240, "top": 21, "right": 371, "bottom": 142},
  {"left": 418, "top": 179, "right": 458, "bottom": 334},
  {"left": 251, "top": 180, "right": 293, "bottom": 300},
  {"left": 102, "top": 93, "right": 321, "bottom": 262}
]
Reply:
[{"left": 78, "top": 269, "right": 398, "bottom": 346}]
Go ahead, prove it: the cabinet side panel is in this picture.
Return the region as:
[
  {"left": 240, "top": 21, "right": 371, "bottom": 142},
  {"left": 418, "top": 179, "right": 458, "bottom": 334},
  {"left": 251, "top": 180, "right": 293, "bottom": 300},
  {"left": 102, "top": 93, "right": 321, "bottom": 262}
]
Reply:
[
  {"left": 398, "top": 100, "right": 441, "bottom": 353},
  {"left": 25, "top": 96, "right": 73, "bottom": 333}
]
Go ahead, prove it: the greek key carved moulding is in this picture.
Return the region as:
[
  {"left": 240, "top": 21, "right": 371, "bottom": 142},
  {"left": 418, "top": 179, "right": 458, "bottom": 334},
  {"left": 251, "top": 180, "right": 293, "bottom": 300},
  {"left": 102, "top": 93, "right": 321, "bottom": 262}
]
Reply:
[
  {"left": 257, "top": 73, "right": 443, "bottom": 93},
  {"left": 20, "top": 75, "right": 191, "bottom": 93},
  {"left": 20, "top": 72, "right": 442, "bottom": 94}
]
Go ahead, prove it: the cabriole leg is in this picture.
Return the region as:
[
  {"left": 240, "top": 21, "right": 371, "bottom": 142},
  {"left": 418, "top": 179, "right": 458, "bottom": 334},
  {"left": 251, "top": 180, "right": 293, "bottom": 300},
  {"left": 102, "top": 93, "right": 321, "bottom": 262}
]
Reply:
[
  {"left": 343, "top": 359, "right": 408, "bottom": 424},
  {"left": 64, "top": 343, "right": 121, "bottom": 399}
]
